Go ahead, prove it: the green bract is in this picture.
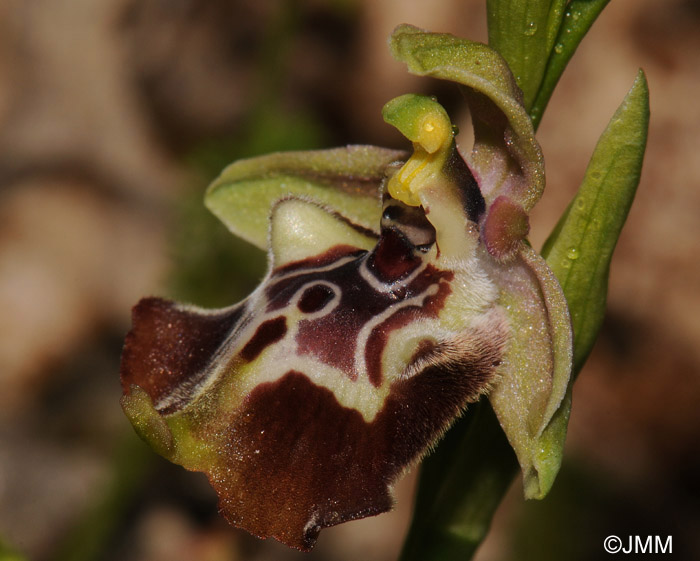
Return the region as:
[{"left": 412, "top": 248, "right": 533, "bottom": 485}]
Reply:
[{"left": 543, "top": 70, "right": 649, "bottom": 372}]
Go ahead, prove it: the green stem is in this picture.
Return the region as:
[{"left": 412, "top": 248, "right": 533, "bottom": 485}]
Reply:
[{"left": 399, "top": 401, "right": 518, "bottom": 561}]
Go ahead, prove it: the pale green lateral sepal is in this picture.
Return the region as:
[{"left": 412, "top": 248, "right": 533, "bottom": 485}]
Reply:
[
  {"left": 269, "top": 198, "right": 378, "bottom": 268},
  {"left": 205, "top": 146, "right": 407, "bottom": 250},
  {"left": 389, "top": 24, "right": 544, "bottom": 213},
  {"left": 525, "top": 70, "right": 648, "bottom": 498},
  {"left": 483, "top": 243, "right": 572, "bottom": 499}
]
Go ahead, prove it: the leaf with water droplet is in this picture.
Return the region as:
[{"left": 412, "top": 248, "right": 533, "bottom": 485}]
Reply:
[
  {"left": 542, "top": 70, "right": 649, "bottom": 373},
  {"left": 524, "top": 22, "right": 538, "bottom": 36},
  {"left": 529, "top": 0, "right": 612, "bottom": 129},
  {"left": 487, "top": 0, "right": 569, "bottom": 110},
  {"left": 566, "top": 247, "right": 579, "bottom": 260}
]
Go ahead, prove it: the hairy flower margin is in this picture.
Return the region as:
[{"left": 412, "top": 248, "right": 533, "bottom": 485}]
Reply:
[{"left": 120, "top": 25, "right": 575, "bottom": 550}]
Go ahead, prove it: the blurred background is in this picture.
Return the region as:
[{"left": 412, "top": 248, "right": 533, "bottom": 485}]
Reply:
[{"left": 1, "top": 0, "right": 699, "bottom": 559}]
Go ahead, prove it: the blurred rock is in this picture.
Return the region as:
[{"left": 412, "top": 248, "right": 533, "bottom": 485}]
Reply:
[
  {"left": 127, "top": 506, "right": 241, "bottom": 561},
  {"left": 0, "top": 432, "right": 106, "bottom": 560},
  {"left": 0, "top": 0, "right": 177, "bottom": 200},
  {"left": 0, "top": 177, "right": 167, "bottom": 418},
  {"left": 119, "top": 0, "right": 261, "bottom": 151}
]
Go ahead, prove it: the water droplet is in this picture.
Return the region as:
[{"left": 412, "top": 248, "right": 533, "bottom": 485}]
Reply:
[
  {"left": 451, "top": 124, "right": 460, "bottom": 136},
  {"left": 590, "top": 170, "right": 602, "bottom": 181},
  {"left": 554, "top": 43, "right": 564, "bottom": 55},
  {"left": 575, "top": 198, "right": 586, "bottom": 210},
  {"left": 572, "top": 11, "right": 580, "bottom": 20},
  {"left": 429, "top": 95, "right": 438, "bottom": 102},
  {"left": 566, "top": 247, "right": 580, "bottom": 260},
  {"left": 524, "top": 22, "right": 538, "bottom": 36}
]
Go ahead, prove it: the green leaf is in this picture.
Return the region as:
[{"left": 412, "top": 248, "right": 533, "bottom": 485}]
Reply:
[
  {"left": 529, "top": 0, "right": 611, "bottom": 129},
  {"left": 205, "top": 146, "right": 406, "bottom": 250},
  {"left": 487, "top": 0, "right": 568, "bottom": 110},
  {"left": 542, "top": 69, "right": 649, "bottom": 373}
]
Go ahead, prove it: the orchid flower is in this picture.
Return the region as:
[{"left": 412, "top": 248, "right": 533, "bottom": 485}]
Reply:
[{"left": 120, "top": 25, "right": 574, "bottom": 550}]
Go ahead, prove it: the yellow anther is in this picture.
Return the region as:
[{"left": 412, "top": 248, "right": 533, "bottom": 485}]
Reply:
[
  {"left": 387, "top": 155, "right": 425, "bottom": 206},
  {"left": 382, "top": 95, "right": 455, "bottom": 207},
  {"left": 388, "top": 110, "right": 453, "bottom": 207},
  {"left": 416, "top": 113, "right": 451, "bottom": 155}
]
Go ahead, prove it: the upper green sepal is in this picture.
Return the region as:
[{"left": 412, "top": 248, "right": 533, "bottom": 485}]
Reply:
[{"left": 389, "top": 24, "right": 544, "bottom": 214}]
